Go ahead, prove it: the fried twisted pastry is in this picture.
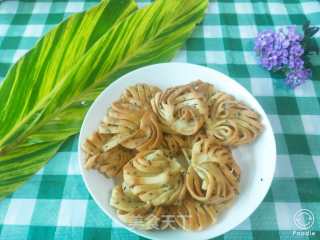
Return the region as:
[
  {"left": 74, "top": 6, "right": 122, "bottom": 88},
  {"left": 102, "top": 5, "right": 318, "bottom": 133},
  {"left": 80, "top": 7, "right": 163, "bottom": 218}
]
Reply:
[
  {"left": 82, "top": 132, "right": 133, "bottom": 177},
  {"left": 100, "top": 101, "right": 163, "bottom": 151},
  {"left": 99, "top": 100, "right": 144, "bottom": 148},
  {"left": 185, "top": 129, "right": 208, "bottom": 148},
  {"left": 151, "top": 81, "right": 208, "bottom": 135},
  {"left": 110, "top": 185, "right": 164, "bottom": 230},
  {"left": 123, "top": 150, "right": 186, "bottom": 206},
  {"left": 110, "top": 185, "right": 147, "bottom": 212},
  {"left": 81, "top": 131, "right": 111, "bottom": 156},
  {"left": 181, "top": 130, "right": 209, "bottom": 165},
  {"left": 161, "top": 134, "right": 187, "bottom": 155},
  {"left": 207, "top": 91, "right": 263, "bottom": 146},
  {"left": 117, "top": 207, "right": 165, "bottom": 230},
  {"left": 100, "top": 84, "right": 162, "bottom": 151},
  {"left": 189, "top": 80, "right": 216, "bottom": 101},
  {"left": 120, "top": 111, "right": 163, "bottom": 151},
  {"left": 92, "top": 146, "right": 134, "bottom": 177},
  {"left": 186, "top": 139, "right": 240, "bottom": 204},
  {"left": 120, "top": 83, "right": 161, "bottom": 109},
  {"left": 206, "top": 119, "right": 239, "bottom": 146},
  {"left": 84, "top": 147, "right": 134, "bottom": 177},
  {"left": 171, "top": 197, "right": 218, "bottom": 231}
]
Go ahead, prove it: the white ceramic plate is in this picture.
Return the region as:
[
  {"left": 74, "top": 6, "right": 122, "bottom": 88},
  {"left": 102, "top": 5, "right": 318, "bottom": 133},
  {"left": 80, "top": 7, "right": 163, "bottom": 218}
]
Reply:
[{"left": 78, "top": 63, "right": 276, "bottom": 240}]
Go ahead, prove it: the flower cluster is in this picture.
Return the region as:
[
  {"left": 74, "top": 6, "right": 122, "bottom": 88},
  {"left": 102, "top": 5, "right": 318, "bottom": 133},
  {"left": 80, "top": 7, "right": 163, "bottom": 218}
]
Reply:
[{"left": 255, "top": 25, "right": 316, "bottom": 88}]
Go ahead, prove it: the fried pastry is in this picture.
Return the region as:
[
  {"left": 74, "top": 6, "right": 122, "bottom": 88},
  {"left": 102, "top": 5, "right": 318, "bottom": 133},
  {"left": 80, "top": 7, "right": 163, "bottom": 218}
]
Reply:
[
  {"left": 120, "top": 111, "right": 163, "bottom": 151},
  {"left": 206, "top": 91, "right": 263, "bottom": 146},
  {"left": 81, "top": 131, "right": 111, "bottom": 156},
  {"left": 185, "top": 129, "right": 208, "bottom": 147},
  {"left": 120, "top": 83, "right": 161, "bottom": 109},
  {"left": 83, "top": 80, "right": 265, "bottom": 232},
  {"left": 186, "top": 139, "right": 240, "bottom": 204},
  {"left": 123, "top": 150, "right": 186, "bottom": 206},
  {"left": 110, "top": 185, "right": 147, "bottom": 212},
  {"left": 117, "top": 207, "right": 165, "bottom": 231},
  {"left": 189, "top": 80, "right": 216, "bottom": 101},
  {"left": 100, "top": 102, "right": 162, "bottom": 151},
  {"left": 82, "top": 132, "right": 133, "bottom": 177},
  {"left": 161, "top": 134, "right": 187, "bottom": 155},
  {"left": 151, "top": 81, "right": 208, "bottom": 135},
  {"left": 170, "top": 196, "right": 218, "bottom": 231},
  {"left": 110, "top": 185, "right": 164, "bottom": 230}
]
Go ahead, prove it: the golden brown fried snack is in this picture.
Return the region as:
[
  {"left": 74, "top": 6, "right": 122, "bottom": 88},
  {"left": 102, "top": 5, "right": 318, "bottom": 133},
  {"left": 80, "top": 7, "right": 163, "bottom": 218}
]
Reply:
[
  {"left": 170, "top": 197, "right": 218, "bottom": 231},
  {"left": 117, "top": 207, "right": 165, "bottom": 231},
  {"left": 100, "top": 103, "right": 163, "bottom": 152},
  {"left": 110, "top": 185, "right": 147, "bottom": 212},
  {"left": 83, "top": 81, "right": 266, "bottom": 232},
  {"left": 90, "top": 146, "right": 134, "bottom": 177},
  {"left": 206, "top": 119, "right": 239, "bottom": 146},
  {"left": 151, "top": 81, "right": 208, "bottom": 135},
  {"left": 123, "top": 150, "right": 186, "bottom": 206},
  {"left": 185, "top": 129, "right": 208, "bottom": 148},
  {"left": 120, "top": 111, "right": 163, "bottom": 151},
  {"left": 186, "top": 139, "right": 240, "bottom": 204},
  {"left": 189, "top": 80, "right": 216, "bottom": 101},
  {"left": 161, "top": 134, "right": 187, "bottom": 155},
  {"left": 81, "top": 131, "right": 111, "bottom": 156},
  {"left": 100, "top": 84, "right": 162, "bottom": 151},
  {"left": 120, "top": 83, "right": 161, "bottom": 109},
  {"left": 99, "top": 100, "right": 144, "bottom": 148},
  {"left": 206, "top": 91, "right": 263, "bottom": 146},
  {"left": 82, "top": 131, "right": 133, "bottom": 177},
  {"left": 180, "top": 129, "right": 209, "bottom": 166},
  {"left": 82, "top": 131, "right": 133, "bottom": 176},
  {"left": 110, "top": 185, "right": 164, "bottom": 230}
]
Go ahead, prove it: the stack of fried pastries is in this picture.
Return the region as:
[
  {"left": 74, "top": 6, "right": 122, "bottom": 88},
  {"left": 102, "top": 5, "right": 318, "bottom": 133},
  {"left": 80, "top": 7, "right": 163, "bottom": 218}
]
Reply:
[{"left": 82, "top": 80, "right": 263, "bottom": 231}]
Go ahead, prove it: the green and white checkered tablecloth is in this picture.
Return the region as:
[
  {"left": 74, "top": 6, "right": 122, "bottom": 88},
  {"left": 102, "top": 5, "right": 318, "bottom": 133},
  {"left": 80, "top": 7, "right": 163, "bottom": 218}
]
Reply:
[{"left": 0, "top": 0, "right": 320, "bottom": 239}]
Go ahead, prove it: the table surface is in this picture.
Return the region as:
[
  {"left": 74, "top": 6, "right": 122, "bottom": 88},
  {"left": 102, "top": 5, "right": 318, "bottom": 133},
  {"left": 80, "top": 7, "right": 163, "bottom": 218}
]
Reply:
[{"left": 0, "top": 0, "right": 319, "bottom": 239}]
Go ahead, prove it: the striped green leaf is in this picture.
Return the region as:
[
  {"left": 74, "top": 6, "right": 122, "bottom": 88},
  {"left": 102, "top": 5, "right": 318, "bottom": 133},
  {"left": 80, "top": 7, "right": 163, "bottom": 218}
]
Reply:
[{"left": 0, "top": 0, "right": 208, "bottom": 198}]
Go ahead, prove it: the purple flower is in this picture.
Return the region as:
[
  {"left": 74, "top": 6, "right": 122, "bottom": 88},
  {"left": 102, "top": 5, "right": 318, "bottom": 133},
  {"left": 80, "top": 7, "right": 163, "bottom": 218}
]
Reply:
[
  {"left": 280, "top": 49, "right": 289, "bottom": 57},
  {"left": 285, "top": 68, "right": 312, "bottom": 88},
  {"left": 261, "top": 56, "right": 273, "bottom": 70},
  {"left": 282, "top": 39, "right": 291, "bottom": 49},
  {"left": 255, "top": 25, "right": 311, "bottom": 88},
  {"left": 275, "top": 29, "right": 290, "bottom": 49},
  {"left": 287, "top": 26, "right": 303, "bottom": 42},
  {"left": 254, "top": 30, "right": 275, "bottom": 51},
  {"left": 280, "top": 56, "right": 289, "bottom": 65},
  {"left": 290, "top": 43, "right": 304, "bottom": 56},
  {"left": 288, "top": 56, "right": 304, "bottom": 69}
]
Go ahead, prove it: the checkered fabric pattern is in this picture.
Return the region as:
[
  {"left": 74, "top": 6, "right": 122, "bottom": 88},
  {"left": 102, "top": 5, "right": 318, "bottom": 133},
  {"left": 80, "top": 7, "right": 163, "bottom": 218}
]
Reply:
[{"left": 0, "top": 0, "right": 319, "bottom": 239}]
